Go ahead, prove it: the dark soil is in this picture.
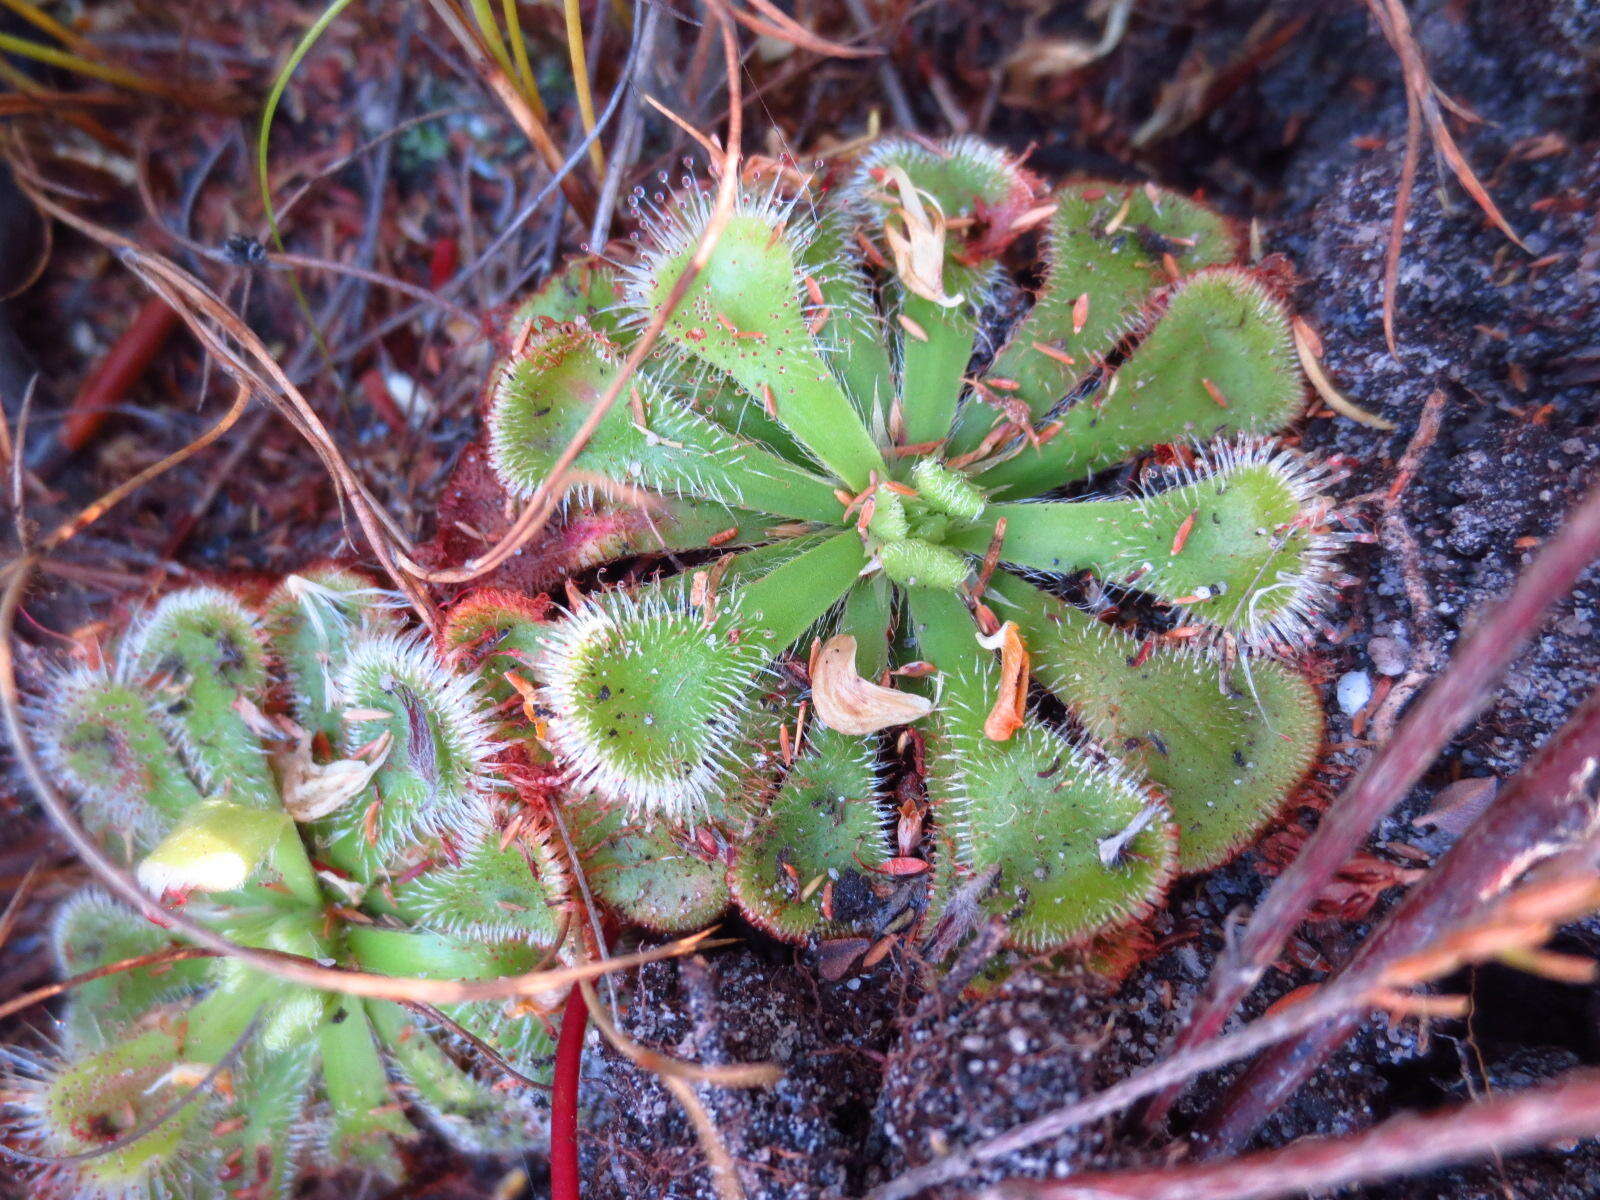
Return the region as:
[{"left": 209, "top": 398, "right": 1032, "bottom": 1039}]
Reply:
[{"left": 3, "top": 1, "right": 1599, "bottom": 1199}]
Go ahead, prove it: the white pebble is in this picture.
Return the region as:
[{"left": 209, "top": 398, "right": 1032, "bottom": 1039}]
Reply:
[{"left": 1336, "top": 670, "right": 1372, "bottom": 716}]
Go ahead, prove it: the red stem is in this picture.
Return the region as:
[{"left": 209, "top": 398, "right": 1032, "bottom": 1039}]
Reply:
[
  {"left": 550, "top": 981, "right": 589, "bottom": 1200},
  {"left": 60, "top": 296, "right": 180, "bottom": 452},
  {"left": 990, "top": 1068, "right": 1600, "bottom": 1200},
  {"left": 1201, "top": 682, "right": 1600, "bottom": 1150}
]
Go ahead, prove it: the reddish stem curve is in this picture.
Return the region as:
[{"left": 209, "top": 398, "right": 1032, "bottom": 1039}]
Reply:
[
  {"left": 1201, "top": 682, "right": 1600, "bottom": 1149},
  {"left": 1143, "top": 478, "right": 1600, "bottom": 1127},
  {"left": 60, "top": 295, "right": 180, "bottom": 452},
  {"left": 550, "top": 981, "right": 590, "bottom": 1200},
  {"left": 985, "top": 1068, "right": 1600, "bottom": 1200}
]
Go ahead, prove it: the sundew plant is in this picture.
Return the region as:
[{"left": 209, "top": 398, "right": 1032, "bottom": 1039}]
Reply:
[
  {"left": 7, "top": 134, "right": 1349, "bottom": 1200},
  {"left": 481, "top": 134, "right": 1343, "bottom": 952},
  {"left": 9, "top": 573, "right": 567, "bottom": 1199}
]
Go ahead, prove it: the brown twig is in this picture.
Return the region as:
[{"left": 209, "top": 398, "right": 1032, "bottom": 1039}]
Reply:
[
  {"left": 0, "top": 946, "right": 217, "bottom": 1023},
  {"left": 732, "top": 0, "right": 882, "bottom": 60},
  {"left": 579, "top": 971, "right": 780, "bottom": 1200},
  {"left": 868, "top": 867, "right": 1600, "bottom": 1200},
  {"left": 1367, "top": 388, "right": 1446, "bottom": 741},
  {"left": 983, "top": 1068, "right": 1600, "bottom": 1200},
  {"left": 1363, "top": 0, "right": 1525, "bottom": 358},
  {"left": 2, "top": 152, "right": 440, "bottom": 623},
  {"left": 0, "top": 860, "right": 42, "bottom": 952},
  {"left": 33, "top": 381, "right": 251, "bottom": 556},
  {"left": 399, "top": 999, "right": 553, "bottom": 1092},
  {"left": 1200, "top": 682, "right": 1600, "bottom": 1150},
  {"left": 1138, "top": 475, "right": 1600, "bottom": 1129}
]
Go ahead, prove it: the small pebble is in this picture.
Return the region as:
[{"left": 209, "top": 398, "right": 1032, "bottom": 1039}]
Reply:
[
  {"left": 382, "top": 369, "right": 435, "bottom": 419},
  {"left": 1368, "top": 636, "right": 1408, "bottom": 676},
  {"left": 1336, "top": 670, "right": 1372, "bottom": 716}
]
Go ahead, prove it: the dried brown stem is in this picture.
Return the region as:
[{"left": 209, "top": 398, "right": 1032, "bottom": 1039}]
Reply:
[
  {"left": 1200, "top": 682, "right": 1600, "bottom": 1150},
  {"left": 1364, "top": 0, "right": 1525, "bottom": 359},
  {"left": 33, "top": 381, "right": 251, "bottom": 556},
  {"left": 2, "top": 154, "right": 440, "bottom": 624},
  {"left": 868, "top": 867, "right": 1600, "bottom": 1200},
  {"left": 983, "top": 1068, "right": 1600, "bottom": 1200},
  {"left": 732, "top": 0, "right": 881, "bottom": 60},
  {"left": 0, "top": 947, "right": 218, "bottom": 1023},
  {"left": 579, "top": 969, "right": 780, "bottom": 1200},
  {"left": 400, "top": 999, "right": 553, "bottom": 1092}
]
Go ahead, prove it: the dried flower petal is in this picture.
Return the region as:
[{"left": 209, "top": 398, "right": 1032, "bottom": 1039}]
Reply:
[
  {"left": 274, "top": 731, "right": 392, "bottom": 822},
  {"left": 975, "top": 621, "right": 1029, "bottom": 741},
  {"left": 811, "top": 634, "right": 934, "bottom": 735},
  {"left": 880, "top": 166, "right": 964, "bottom": 309}
]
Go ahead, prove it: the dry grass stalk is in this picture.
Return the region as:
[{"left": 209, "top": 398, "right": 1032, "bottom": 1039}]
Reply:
[
  {"left": 870, "top": 863, "right": 1600, "bottom": 1200},
  {"left": 1363, "top": 0, "right": 1526, "bottom": 357}
]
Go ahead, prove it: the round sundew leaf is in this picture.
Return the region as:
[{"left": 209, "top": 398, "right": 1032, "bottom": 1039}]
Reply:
[
  {"left": 38, "top": 666, "right": 204, "bottom": 843},
  {"left": 1129, "top": 655, "right": 1321, "bottom": 873},
  {"left": 125, "top": 585, "right": 278, "bottom": 809},
  {"left": 562, "top": 668, "right": 798, "bottom": 933},
  {"left": 536, "top": 591, "right": 770, "bottom": 817},
  {"left": 391, "top": 813, "right": 569, "bottom": 946},
  {"left": 931, "top": 719, "right": 1177, "bottom": 953},
  {"left": 446, "top": 995, "right": 559, "bottom": 1073},
  {"left": 1078, "top": 653, "right": 1320, "bottom": 872},
  {"left": 795, "top": 208, "right": 895, "bottom": 424},
  {"left": 52, "top": 889, "right": 210, "bottom": 1041},
  {"left": 951, "top": 180, "right": 1237, "bottom": 451},
  {"left": 845, "top": 136, "right": 1030, "bottom": 447},
  {"left": 537, "top": 534, "right": 862, "bottom": 817},
  {"left": 441, "top": 588, "right": 555, "bottom": 708},
  {"left": 1114, "top": 446, "right": 1337, "bottom": 649},
  {"left": 318, "top": 633, "right": 499, "bottom": 861},
  {"left": 511, "top": 255, "right": 626, "bottom": 338},
  {"left": 978, "top": 268, "right": 1303, "bottom": 498},
  {"left": 846, "top": 134, "right": 1028, "bottom": 231},
  {"left": 955, "top": 443, "right": 1337, "bottom": 651},
  {"left": 905, "top": 587, "right": 1176, "bottom": 952},
  {"left": 628, "top": 200, "right": 884, "bottom": 489},
  {"left": 264, "top": 565, "right": 397, "bottom": 740},
  {"left": 487, "top": 322, "right": 842, "bottom": 523},
  {"left": 567, "top": 794, "right": 734, "bottom": 933},
  {"left": 727, "top": 726, "right": 891, "bottom": 941},
  {"left": 992, "top": 571, "right": 1323, "bottom": 871},
  {"left": 30, "top": 1026, "right": 212, "bottom": 1199}
]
